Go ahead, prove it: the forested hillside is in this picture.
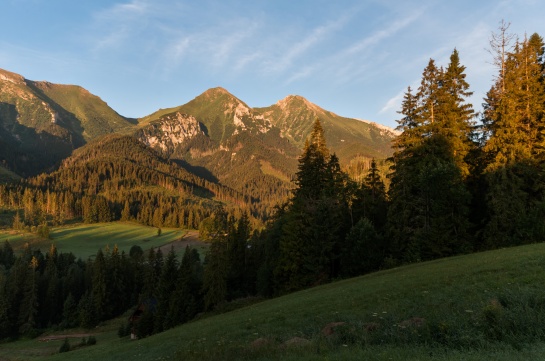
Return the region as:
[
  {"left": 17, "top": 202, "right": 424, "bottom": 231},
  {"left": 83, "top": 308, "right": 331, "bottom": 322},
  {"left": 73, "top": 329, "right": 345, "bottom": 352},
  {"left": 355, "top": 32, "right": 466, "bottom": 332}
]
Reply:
[{"left": 0, "top": 135, "right": 251, "bottom": 232}]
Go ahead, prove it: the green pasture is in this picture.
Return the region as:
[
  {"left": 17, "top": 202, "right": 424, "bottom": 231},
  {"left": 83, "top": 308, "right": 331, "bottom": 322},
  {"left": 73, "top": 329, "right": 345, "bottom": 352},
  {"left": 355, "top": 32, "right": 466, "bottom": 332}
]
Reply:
[
  {"left": 0, "top": 222, "right": 189, "bottom": 259},
  {"left": 5, "top": 242, "right": 545, "bottom": 361}
]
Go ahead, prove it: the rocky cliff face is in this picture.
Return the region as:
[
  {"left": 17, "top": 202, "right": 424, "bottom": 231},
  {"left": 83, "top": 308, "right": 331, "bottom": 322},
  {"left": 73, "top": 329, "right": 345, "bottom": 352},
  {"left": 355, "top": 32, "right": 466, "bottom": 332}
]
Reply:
[{"left": 135, "top": 112, "right": 203, "bottom": 156}]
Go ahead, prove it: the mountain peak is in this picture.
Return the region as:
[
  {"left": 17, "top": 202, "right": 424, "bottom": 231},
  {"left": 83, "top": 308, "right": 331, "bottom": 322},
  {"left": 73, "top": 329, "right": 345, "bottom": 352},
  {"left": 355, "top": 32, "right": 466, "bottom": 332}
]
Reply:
[
  {"left": 206, "top": 86, "right": 228, "bottom": 93},
  {"left": 276, "top": 94, "right": 324, "bottom": 115},
  {"left": 202, "top": 86, "right": 233, "bottom": 98},
  {"left": 197, "top": 87, "right": 249, "bottom": 108}
]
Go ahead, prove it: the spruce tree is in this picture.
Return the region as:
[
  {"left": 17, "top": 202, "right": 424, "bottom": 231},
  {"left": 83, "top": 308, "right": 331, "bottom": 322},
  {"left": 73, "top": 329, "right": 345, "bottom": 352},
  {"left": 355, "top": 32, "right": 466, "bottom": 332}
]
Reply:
[
  {"left": 439, "top": 49, "right": 475, "bottom": 177},
  {"left": 42, "top": 244, "right": 60, "bottom": 326},
  {"left": 227, "top": 214, "right": 249, "bottom": 299},
  {"left": 355, "top": 159, "right": 388, "bottom": 230},
  {"left": 417, "top": 59, "right": 441, "bottom": 132},
  {"left": 0, "top": 281, "right": 12, "bottom": 339},
  {"left": 92, "top": 249, "right": 108, "bottom": 320},
  {"left": 275, "top": 119, "right": 351, "bottom": 291},
  {"left": 481, "top": 29, "right": 545, "bottom": 247},
  {"left": 121, "top": 200, "right": 131, "bottom": 221},
  {"left": 165, "top": 246, "right": 202, "bottom": 328},
  {"left": 61, "top": 293, "right": 79, "bottom": 328},
  {"left": 393, "top": 86, "right": 421, "bottom": 153},
  {"left": 203, "top": 239, "right": 228, "bottom": 310},
  {"left": 388, "top": 53, "right": 474, "bottom": 262},
  {"left": 388, "top": 136, "right": 471, "bottom": 262},
  {"left": 340, "top": 218, "right": 383, "bottom": 277},
  {"left": 18, "top": 256, "right": 39, "bottom": 335},
  {"left": 154, "top": 247, "right": 178, "bottom": 333}
]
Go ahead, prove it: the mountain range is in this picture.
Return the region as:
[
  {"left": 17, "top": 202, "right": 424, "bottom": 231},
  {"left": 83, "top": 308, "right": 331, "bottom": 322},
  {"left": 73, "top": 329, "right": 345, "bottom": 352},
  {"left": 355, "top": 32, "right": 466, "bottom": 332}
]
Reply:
[{"left": 0, "top": 67, "right": 397, "bottom": 217}]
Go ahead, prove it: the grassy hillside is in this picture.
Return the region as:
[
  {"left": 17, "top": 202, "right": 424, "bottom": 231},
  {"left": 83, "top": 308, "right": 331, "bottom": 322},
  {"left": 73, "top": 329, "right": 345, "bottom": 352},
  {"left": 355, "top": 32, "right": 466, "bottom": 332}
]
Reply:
[
  {"left": 0, "top": 68, "right": 136, "bottom": 176},
  {"left": 254, "top": 95, "right": 396, "bottom": 162},
  {"left": 30, "top": 81, "right": 136, "bottom": 140},
  {"left": 12, "top": 242, "right": 545, "bottom": 361},
  {"left": 0, "top": 222, "right": 195, "bottom": 259}
]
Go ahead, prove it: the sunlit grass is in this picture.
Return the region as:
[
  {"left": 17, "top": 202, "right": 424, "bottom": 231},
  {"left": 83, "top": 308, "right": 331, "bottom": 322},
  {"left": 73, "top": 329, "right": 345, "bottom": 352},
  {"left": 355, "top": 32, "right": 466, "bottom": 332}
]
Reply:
[{"left": 0, "top": 222, "right": 188, "bottom": 259}]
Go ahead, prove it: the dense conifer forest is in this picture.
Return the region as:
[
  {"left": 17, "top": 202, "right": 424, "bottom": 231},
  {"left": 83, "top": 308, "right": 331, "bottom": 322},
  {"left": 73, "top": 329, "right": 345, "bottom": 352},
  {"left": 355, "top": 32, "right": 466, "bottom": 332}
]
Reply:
[{"left": 0, "top": 24, "right": 544, "bottom": 340}]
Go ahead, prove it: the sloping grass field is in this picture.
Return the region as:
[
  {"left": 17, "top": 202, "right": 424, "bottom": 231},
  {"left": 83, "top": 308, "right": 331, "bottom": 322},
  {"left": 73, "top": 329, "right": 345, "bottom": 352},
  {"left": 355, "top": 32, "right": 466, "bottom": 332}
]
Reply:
[
  {"left": 4, "top": 242, "right": 545, "bottom": 360},
  {"left": 0, "top": 222, "right": 189, "bottom": 259}
]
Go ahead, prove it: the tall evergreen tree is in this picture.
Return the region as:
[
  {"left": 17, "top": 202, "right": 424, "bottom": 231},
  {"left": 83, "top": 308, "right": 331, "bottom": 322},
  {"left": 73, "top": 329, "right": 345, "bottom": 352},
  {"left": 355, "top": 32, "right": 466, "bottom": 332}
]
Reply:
[
  {"left": 439, "top": 49, "right": 475, "bottom": 177},
  {"left": 393, "top": 86, "right": 421, "bottom": 153},
  {"left": 388, "top": 52, "right": 474, "bottom": 262},
  {"left": 417, "top": 59, "right": 441, "bottom": 133},
  {"left": 481, "top": 28, "right": 545, "bottom": 247},
  {"left": 0, "top": 277, "right": 12, "bottom": 339},
  {"left": 154, "top": 247, "right": 178, "bottom": 333},
  {"left": 165, "top": 246, "right": 202, "bottom": 329},
  {"left": 92, "top": 249, "right": 108, "bottom": 320},
  {"left": 202, "top": 208, "right": 229, "bottom": 310},
  {"left": 42, "top": 244, "right": 61, "bottom": 326},
  {"left": 18, "top": 256, "right": 39, "bottom": 335},
  {"left": 275, "top": 119, "right": 351, "bottom": 291},
  {"left": 388, "top": 135, "right": 471, "bottom": 262},
  {"left": 352, "top": 159, "right": 388, "bottom": 231},
  {"left": 340, "top": 218, "right": 383, "bottom": 277}
]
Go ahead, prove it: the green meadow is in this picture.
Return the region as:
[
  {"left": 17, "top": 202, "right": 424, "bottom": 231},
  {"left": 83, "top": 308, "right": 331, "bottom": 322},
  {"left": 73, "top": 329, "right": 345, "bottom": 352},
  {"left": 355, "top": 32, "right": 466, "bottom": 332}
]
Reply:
[
  {"left": 0, "top": 222, "right": 189, "bottom": 259},
  {"left": 3, "top": 242, "right": 545, "bottom": 361}
]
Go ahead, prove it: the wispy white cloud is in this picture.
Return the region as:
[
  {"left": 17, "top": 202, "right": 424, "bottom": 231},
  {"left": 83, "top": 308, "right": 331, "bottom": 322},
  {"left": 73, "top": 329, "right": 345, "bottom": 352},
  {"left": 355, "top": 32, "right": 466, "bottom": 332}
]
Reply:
[
  {"left": 285, "top": 64, "right": 320, "bottom": 84},
  {"left": 344, "top": 11, "right": 423, "bottom": 56},
  {"left": 234, "top": 52, "right": 263, "bottom": 72},
  {"left": 209, "top": 23, "right": 258, "bottom": 69},
  {"left": 379, "top": 89, "right": 405, "bottom": 115},
  {"left": 282, "top": 10, "right": 423, "bottom": 86},
  {"left": 160, "top": 19, "right": 260, "bottom": 76},
  {"left": 171, "top": 37, "right": 191, "bottom": 61},
  {"left": 95, "top": 0, "right": 149, "bottom": 21},
  {"left": 264, "top": 14, "right": 351, "bottom": 74},
  {"left": 90, "top": 0, "right": 152, "bottom": 53}
]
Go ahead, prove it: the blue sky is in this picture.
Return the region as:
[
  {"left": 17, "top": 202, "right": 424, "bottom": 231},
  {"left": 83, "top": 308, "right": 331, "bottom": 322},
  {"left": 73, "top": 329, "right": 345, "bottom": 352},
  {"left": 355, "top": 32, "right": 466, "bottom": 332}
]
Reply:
[{"left": 1, "top": 0, "right": 544, "bottom": 128}]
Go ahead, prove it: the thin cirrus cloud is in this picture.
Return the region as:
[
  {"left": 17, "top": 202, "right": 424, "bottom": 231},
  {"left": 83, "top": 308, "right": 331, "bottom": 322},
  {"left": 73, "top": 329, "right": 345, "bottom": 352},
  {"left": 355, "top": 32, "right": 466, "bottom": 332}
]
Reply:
[
  {"left": 284, "top": 10, "right": 423, "bottom": 86},
  {"left": 262, "top": 14, "right": 352, "bottom": 75},
  {"left": 379, "top": 19, "right": 494, "bottom": 118},
  {"left": 160, "top": 20, "right": 260, "bottom": 76},
  {"left": 89, "top": 0, "right": 152, "bottom": 53},
  {"left": 162, "top": 12, "right": 351, "bottom": 78}
]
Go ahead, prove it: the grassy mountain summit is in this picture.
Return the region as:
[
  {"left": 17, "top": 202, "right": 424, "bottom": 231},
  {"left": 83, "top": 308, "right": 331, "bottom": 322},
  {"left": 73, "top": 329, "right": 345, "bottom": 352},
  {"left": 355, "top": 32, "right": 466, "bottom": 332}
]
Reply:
[
  {"left": 254, "top": 94, "right": 397, "bottom": 163},
  {"left": 141, "top": 87, "right": 397, "bottom": 163},
  {"left": 140, "top": 87, "right": 272, "bottom": 144}
]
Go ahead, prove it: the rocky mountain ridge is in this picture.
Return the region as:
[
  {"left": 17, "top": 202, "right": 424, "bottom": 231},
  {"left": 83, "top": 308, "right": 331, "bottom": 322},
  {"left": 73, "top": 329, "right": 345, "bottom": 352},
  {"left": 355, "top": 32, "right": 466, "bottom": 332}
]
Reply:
[{"left": 0, "top": 68, "right": 396, "bottom": 186}]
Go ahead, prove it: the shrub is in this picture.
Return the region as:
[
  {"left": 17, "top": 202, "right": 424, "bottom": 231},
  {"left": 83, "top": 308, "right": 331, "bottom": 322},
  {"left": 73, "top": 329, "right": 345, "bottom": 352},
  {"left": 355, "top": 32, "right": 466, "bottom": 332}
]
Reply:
[
  {"left": 87, "top": 336, "right": 97, "bottom": 345},
  {"left": 118, "top": 323, "right": 131, "bottom": 338},
  {"left": 59, "top": 338, "right": 70, "bottom": 353}
]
